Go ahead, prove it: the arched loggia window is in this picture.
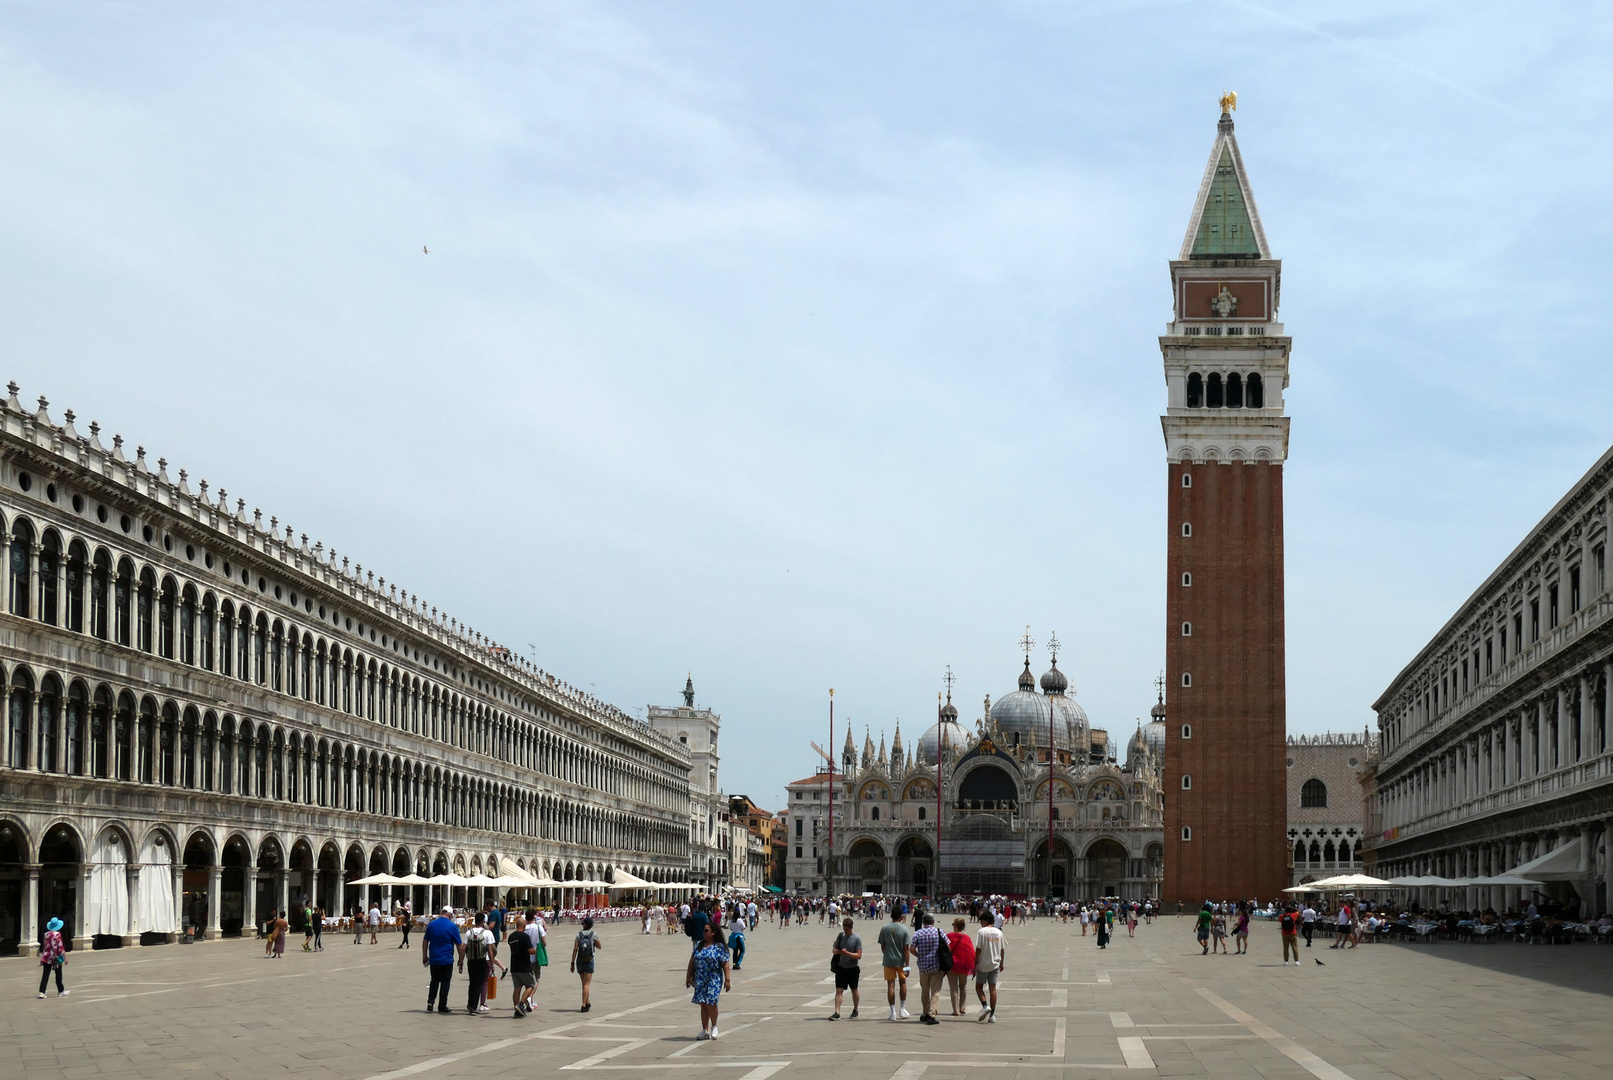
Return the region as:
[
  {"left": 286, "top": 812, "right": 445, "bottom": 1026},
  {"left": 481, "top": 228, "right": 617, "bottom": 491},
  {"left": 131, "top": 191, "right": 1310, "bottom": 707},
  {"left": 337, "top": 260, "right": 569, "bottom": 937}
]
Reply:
[
  {"left": 1186, "top": 372, "right": 1203, "bottom": 408},
  {"left": 9, "top": 519, "right": 33, "bottom": 618},
  {"left": 1206, "top": 373, "right": 1224, "bottom": 409},
  {"left": 1226, "top": 372, "right": 1243, "bottom": 408},
  {"left": 1247, "top": 372, "right": 1264, "bottom": 408}
]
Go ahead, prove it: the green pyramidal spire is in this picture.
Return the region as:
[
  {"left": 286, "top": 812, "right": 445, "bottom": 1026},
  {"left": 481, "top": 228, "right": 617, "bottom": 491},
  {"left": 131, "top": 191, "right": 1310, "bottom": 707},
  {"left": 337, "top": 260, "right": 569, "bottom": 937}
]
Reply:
[
  {"left": 1190, "top": 147, "right": 1261, "bottom": 258},
  {"left": 1181, "top": 107, "right": 1269, "bottom": 261}
]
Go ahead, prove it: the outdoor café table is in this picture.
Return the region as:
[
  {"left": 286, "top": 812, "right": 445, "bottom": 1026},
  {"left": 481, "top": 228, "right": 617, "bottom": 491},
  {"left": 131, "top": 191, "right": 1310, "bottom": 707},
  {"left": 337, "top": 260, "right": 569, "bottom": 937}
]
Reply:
[{"left": 1413, "top": 922, "right": 1439, "bottom": 939}]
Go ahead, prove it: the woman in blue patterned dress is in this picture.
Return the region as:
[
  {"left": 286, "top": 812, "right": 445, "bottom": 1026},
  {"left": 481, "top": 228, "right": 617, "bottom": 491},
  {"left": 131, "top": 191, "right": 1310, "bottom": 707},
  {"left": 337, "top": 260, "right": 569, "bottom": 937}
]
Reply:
[{"left": 684, "top": 920, "right": 732, "bottom": 1040}]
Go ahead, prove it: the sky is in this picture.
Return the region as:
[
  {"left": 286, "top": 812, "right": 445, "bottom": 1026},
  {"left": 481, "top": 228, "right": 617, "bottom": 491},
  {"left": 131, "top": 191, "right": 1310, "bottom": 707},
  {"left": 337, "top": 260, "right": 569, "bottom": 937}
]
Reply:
[{"left": 4, "top": 2, "right": 1613, "bottom": 809}]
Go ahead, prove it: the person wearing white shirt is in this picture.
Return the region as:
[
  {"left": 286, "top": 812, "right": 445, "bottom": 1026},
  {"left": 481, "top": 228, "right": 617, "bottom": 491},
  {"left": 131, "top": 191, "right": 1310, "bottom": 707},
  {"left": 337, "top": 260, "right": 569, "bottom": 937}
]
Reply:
[{"left": 1300, "top": 905, "right": 1317, "bottom": 948}]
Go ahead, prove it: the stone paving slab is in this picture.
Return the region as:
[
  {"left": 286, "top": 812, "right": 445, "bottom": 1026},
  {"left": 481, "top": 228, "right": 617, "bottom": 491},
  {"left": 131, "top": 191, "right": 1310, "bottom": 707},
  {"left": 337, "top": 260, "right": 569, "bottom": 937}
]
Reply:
[{"left": 3, "top": 914, "right": 1612, "bottom": 1079}]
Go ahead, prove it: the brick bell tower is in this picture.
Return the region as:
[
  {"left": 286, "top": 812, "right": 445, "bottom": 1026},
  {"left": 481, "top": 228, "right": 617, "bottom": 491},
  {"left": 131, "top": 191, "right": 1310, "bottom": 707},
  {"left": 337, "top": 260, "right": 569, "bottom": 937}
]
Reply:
[{"left": 1161, "top": 96, "right": 1290, "bottom": 905}]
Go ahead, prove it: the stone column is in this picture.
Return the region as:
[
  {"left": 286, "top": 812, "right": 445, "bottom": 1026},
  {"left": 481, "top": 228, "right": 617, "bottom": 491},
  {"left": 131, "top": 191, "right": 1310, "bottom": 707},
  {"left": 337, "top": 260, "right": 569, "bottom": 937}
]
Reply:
[
  {"left": 123, "top": 864, "right": 141, "bottom": 947},
  {"left": 172, "top": 860, "right": 184, "bottom": 942},
  {"left": 21, "top": 864, "right": 40, "bottom": 957},
  {"left": 278, "top": 870, "right": 290, "bottom": 921},
  {"left": 207, "top": 864, "right": 223, "bottom": 940},
  {"left": 1556, "top": 687, "right": 1569, "bottom": 769}
]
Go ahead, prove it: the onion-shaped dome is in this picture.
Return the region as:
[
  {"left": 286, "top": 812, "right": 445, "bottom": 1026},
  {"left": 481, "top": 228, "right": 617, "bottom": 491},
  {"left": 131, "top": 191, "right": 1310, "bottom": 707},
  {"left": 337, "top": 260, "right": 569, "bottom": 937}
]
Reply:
[
  {"left": 1017, "top": 660, "right": 1035, "bottom": 691},
  {"left": 1150, "top": 697, "right": 1167, "bottom": 720},
  {"left": 1039, "top": 660, "right": 1068, "bottom": 696},
  {"left": 917, "top": 718, "right": 970, "bottom": 765}
]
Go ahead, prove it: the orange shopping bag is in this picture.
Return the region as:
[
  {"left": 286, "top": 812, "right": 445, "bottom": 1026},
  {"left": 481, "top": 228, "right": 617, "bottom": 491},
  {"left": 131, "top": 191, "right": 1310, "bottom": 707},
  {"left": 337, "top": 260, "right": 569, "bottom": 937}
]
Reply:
[{"left": 487, "top": 973, "right": 498, "bottom": 1000}]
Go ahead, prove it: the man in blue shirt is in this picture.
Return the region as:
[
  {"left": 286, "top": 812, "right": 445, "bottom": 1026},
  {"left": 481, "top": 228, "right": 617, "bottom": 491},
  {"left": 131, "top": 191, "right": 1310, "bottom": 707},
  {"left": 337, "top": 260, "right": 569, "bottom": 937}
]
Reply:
[{"left": 421, "top": 905, "right": 465, "bottom": 1013}]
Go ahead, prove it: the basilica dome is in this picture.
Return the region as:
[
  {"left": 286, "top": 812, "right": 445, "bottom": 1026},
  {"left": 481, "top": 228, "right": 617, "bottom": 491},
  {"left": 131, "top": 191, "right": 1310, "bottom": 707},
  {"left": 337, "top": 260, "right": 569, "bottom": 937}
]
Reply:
[
  {"left": 990, "top": 659, "right": 1089, "bottom": 752},
  {"left": 1127, "top": 720, "right": 1166, "bottom": 767},
  {"left": 917, "top": 717, "right": 970, "bottom": 766}
]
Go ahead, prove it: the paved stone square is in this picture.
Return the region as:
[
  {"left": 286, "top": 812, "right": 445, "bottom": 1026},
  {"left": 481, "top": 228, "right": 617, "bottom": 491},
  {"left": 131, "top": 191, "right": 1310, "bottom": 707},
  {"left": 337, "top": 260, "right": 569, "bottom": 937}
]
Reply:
[{"left": 3, "top": 914, "right": 1611, "bottom": 1080}]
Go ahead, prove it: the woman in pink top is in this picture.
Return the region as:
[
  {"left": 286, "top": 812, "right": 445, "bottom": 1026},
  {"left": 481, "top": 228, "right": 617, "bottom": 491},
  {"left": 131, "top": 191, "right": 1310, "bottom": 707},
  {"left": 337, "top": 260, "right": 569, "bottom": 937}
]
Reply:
[
  {"left": 944, "top": 918, "right": 976, "bottom": 1016},
  {"left": 38, "top": 916, "right": 68, "bottom": 998}
]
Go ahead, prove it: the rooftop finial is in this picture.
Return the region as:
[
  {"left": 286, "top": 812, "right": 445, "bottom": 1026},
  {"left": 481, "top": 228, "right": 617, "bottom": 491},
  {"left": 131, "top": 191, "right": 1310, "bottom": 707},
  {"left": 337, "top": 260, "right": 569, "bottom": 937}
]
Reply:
[{"left": 1219, "top": 90, "right": 1237, "bottom": 115}]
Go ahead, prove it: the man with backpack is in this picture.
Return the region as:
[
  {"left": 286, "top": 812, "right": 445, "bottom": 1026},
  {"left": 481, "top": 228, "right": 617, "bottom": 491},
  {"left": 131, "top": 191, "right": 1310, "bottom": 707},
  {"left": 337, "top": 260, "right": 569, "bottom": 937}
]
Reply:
[
  {"left": 909, "top": 913, "right": 949, "bottom": 1026},
  {"left": 571, "top": 916, "right": 602, "bottom": 1012},
  {"left": 1279, "top": 904, "right": 1301, "bottom": 965},
  {"left": 463, "top": 913, "right": 499, "bottom": 1014}
]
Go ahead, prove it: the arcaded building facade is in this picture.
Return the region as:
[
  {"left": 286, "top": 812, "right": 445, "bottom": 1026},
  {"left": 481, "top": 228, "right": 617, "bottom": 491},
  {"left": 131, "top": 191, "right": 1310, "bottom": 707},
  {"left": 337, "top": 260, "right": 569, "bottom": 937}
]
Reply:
[
  {"left": 0, "top": 386, "right": 691, "bottom": 954},
  {"left": 1368, "top": 445, "right": 1613, "bottom": 914},
  {"left": 1161, "top": 102, "right": 1292, "bottom": 903}
]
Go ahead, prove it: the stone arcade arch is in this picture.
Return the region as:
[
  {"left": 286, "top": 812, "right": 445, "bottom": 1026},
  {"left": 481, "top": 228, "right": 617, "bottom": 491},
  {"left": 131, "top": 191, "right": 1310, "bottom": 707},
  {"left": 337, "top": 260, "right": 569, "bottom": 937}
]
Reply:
[
  {"left": 1084, "top": 838, "right": 1128, "bottom": 899},
  {"left": 848, "top": 838, "right": 886, "bottom": 894}
]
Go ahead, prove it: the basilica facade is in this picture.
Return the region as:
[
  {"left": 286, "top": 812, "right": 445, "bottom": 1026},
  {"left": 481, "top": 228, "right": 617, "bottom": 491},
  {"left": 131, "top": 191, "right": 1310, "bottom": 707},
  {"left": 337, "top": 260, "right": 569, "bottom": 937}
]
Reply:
[
  {"left": 0, "top": 385, "right": 693, "bottom": 955},
  {"left": 828, "top": 654, "right": 1164, "bottom": 900}
]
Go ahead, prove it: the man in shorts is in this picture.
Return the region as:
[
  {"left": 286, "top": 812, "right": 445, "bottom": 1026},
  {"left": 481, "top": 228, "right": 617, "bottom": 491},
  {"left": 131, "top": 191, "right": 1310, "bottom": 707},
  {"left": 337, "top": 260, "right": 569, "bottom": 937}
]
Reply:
[
  {"left": 876, "top": 909, "right": 912, "bottom": 1021},
  {"left": 830, "top": 916, "right": 862, "bottom": 1020},
  {"left": 1195, "top": 903, "right": 1212, "bottom": 954},
  {"left": 507, "top": 925, "right": 536, "bottom": 1018},
  {"left": 1279, "top": 904, "right": 1301, "bottom": 965},
  {"left": 973, "top": 913, "right": 1004, "bottom": 1023}
]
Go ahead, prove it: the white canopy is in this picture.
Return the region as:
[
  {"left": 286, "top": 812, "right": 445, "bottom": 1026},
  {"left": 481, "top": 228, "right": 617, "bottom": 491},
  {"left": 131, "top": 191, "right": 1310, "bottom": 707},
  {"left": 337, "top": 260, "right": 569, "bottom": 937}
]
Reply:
[
  {"left": 394, "top": 874, "right": 433, "bottom": 886},
  {"left": 1389, "top": 875, "right": 1462, "bottom": 887},
  {"left": 428, "top": 873, "right": 475, "bottom": 887},
  {"left": 491, "top": 862, "right": 541, "bottom": 887},
  {"left": 349, "top": 873, "right": 400, "bottom": 886},
  {"left": 655, "top": 882, "right": 705, "bottom": 891},
  {"left": 1305, "top": 873, "right": 1397, "bottom": 890},
  {"left": 607, "top": 869, "right": 656, "bottom": 889},
  {"left": 1463, "top": 874, "right": 1543, "bottom": 887},
  {"left": 1506, "top": 838, "right": 1584, "bottom": 882}
]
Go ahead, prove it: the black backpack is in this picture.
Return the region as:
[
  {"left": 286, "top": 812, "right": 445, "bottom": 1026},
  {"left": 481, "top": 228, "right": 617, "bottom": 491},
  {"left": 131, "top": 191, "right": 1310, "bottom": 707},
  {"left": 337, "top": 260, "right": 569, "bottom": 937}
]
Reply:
[{"left": 935, "top": 931, "right": 953, "bottom": 973}]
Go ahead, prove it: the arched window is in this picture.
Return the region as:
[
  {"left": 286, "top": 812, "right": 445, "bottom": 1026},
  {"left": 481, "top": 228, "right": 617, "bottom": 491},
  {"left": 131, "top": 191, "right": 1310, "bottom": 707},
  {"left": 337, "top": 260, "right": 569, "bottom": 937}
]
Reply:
[
  {"left": 1181, "top": 672, "right": 1192, "bottom": 687},
  {"left": 179, "top": 586, "right": 196, "bottom": 665},
  {"left": 64, "top": 542, "right": 87, "bottom": 633},
  {"left": 1181, "top": 724, "right": 1191, "bottom": 739},
  {"left": 1308, "top": 840, "right": 1321, "bottom": 864},
  {"left": 918, "top": 806, "right": 927, "bottom": 820},
  {"left": 1181, "top": 774, "right": 1192, "bottom": 789},
  {"left": 1181, "top": 572, "right": 1192, "bottom": 587},
  {"left": 1182, "top": 522, "right": 1192, "bottom": 537},
  {"left": 1181, "top": 826, "right": 1192, "bottom": 841},
  {"left": 8, "top": 669, "right": 34, "bottom": 768},
  {"left": 1181, "top": 622, "right": 1192, "bottom": 636},
  {"left": 1300, "top": 778, "right": 1328, "bottom": 808},
  {"left": 9, "top": 519, "right": 33, "bottom": 618},
  {"left": 1323, "top": 839, "right": 1336, "bottom": 863},
  {"left": 1293, "top": 840, "right": 1306, "bottom": 865},
  {"left": 1226, "top": 372, "right": 1243, "bottom": 408},
  {"left": 1206, "top": 373, "right": 1224, "bottom": 409},
  {"left": 1186, "top": 372, "right": 1203, "bottom": 408},
  {"left": 1181, "top": 473, "right": 1192, "bottom": 488},
  {"left": 137, "top": 569, "right": 155, "bottom": 652},
  {"left": 39, "top": 532, "right": 60, "bottom": 625},
  {"left": 1247, "top": 372, "right": 1264, "bottom": 409},
  {"left": 90, "top": 550, "right": 110, "bottom": 639},
  {"left": 870, "top": 806, "right": 880, "bottom": 820},
  {"left": 157, "top": 576, "right": 176, "bottom": 658},
  {"left": 114, "top": 558, "right": 133, "bottom": 645}
]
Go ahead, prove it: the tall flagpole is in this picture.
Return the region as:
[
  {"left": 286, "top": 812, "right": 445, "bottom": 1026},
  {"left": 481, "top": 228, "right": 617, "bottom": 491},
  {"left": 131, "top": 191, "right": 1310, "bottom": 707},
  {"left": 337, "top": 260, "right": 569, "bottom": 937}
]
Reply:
[
  {"left": 827, "top": 689, "right": 835, "bottom": 896},
  {"left": 935, "top": 691, "right": 943, "bottom": 892},
  {"left": 1047, "top": 634, "right": 1060, "bottom": 895}
]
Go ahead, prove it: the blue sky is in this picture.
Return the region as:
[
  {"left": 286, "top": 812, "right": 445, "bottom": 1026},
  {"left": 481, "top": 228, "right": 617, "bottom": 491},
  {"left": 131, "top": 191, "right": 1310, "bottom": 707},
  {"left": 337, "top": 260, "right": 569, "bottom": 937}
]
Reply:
[{"left": 4, "top": 2, "right": 1612, "bottom": 809}]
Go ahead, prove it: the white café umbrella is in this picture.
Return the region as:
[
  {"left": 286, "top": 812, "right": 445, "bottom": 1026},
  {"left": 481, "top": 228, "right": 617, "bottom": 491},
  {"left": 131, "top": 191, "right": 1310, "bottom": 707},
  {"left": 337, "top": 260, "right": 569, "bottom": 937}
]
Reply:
[
  {"left": 1307, "top": 873, "right": 1396, "bottom": 890},
  {"left": 394, "top": 874, "right": 433, "bottom": 886},
  {"left": 607, "top": 870, "right": 656, "bottom": 890},
  {"left": 1464, "top": 874, "right": 1543, "bottom": 887},
  {"left": 349, "top": 873, "right": 401, "bottom": 886}
]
